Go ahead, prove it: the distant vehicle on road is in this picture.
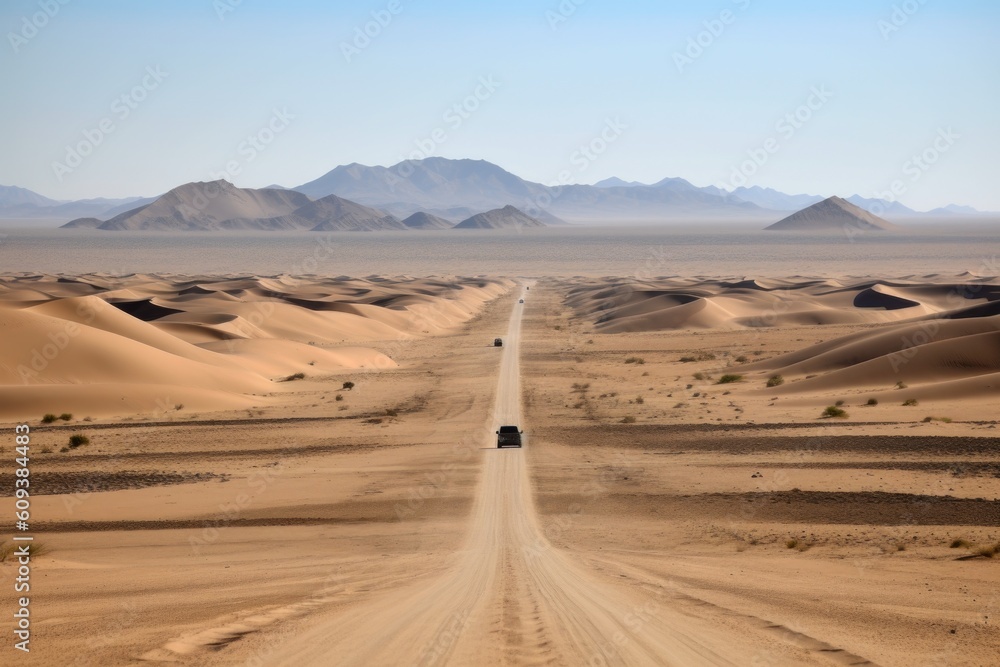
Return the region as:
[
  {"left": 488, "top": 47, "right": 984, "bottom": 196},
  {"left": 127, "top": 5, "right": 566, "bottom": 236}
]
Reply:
[
  {"left": 496, "top": 425, "right": 523, "bottom": 448},
  {"left": 494, "top": 338, "right": 503, "bottom": 347},
  {"left": 519, "top": 299, "right": 524, "bottom": 303}
]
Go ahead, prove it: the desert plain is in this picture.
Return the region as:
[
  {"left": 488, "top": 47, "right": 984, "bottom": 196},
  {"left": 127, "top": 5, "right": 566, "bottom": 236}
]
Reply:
[{"left": 0, "top": 269, "right": 999, "bottom": 666}]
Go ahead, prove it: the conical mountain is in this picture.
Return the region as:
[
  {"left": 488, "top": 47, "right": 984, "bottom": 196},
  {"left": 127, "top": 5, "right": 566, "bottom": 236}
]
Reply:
[
  {"left": 401, "top": 211, "right": 454, "bottom": 229},
  {"left": 453, "top": 205, "right": 546, "bottom": 229},
  {"left": 765, "top": 196, "right": 901, "bottom": 231}
]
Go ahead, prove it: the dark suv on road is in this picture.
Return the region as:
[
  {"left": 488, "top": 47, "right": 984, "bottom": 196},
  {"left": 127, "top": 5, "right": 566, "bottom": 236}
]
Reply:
[
  {"left": 494, "top": 338, "right": 503, "bottom": 347},
  {"left": 496, "top": 425, "right": 523, "bottom": 448}
]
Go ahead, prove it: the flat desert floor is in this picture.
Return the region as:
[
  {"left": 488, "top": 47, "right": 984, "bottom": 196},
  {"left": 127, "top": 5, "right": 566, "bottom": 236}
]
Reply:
[{"left": 1, "top": 273, "right": 998, "bottom": 666}]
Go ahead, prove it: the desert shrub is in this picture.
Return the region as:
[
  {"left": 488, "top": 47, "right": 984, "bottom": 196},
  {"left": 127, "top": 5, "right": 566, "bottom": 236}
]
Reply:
[
  {"left": 735, "top": 355, "right": 748, "bottom": 363},
  {"left": 335, "top": 394, "right": 343, "bottom": 402},
  {"left": 785, "top": 539, "right": 799, "bottom": 549},
  {"left": 59, "top": 413, "right": 73, "bottom": 421},
  {"left": 834, "top": 400, "right": 845, "bottom": 406},
  {"left": 949, "top": 538, "right": 971, "bottom": 549},
  {"left": 0, "top": 542, "right": 49, "bottom": 561},
  {"left": 282, "top": 372, "right": 305, "bottom": 382},
  {"left": 342, "top": 381, "right": 355, "bottom": 390},
  {"left": 365, "top": 418, "right": 383, "bottom": 425},
  {"left": 571, "top": 383, "right": 590, "bottom": 392},
  {"left": 866, "top": 398, "right": 879, "bottom": 406},
  {"left": 766, "top": 375, "right": 784, "bottom": 388},
  {"left": 635, "top": 396, "right": 644, "bottom": 404},
  {"left": 385, "top": 408, "right": 398, "bottom": 417},
  {"left": 895, "top": 381, "right": 908, "bottom": 389},
  {"left": 896, "top": 544, "right": 906, "bottom": 552},
  {"left": 822, "top": 406, "right": 848, "bottom": 419},
  {"left": 620, "top": 416, "right": 636, "bottom": 424},
  {"left": 693, "top": 372, "right": 706, "bottom": 381},
  {"left": 902, "top": 399, "right": 919, "bottom": 407},
  {"left": 716, "top": 374, "right": 743, "bottom": 384},
  {"left": 67, "top": 434, "right": 90, "bottom": 449},
  {"left": 975, "top": 545, "right": 997, "bottom": 559},
  {"left": 922, "top": 416, "right": 952, "bottom": 423},
  {"left": 41, "top": 414, "right": 57, "bottom": 424},
  {"left": 624, "top": 357, "right": 645, "bottom": 365},
  {"left": 679, "top": 356, "right": 696, "bottom": 363}
]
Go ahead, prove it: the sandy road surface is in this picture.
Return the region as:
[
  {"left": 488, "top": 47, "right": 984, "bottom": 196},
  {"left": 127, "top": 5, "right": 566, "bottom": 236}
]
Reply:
[{"left": 259, "top": 286, "right": 765, "bottom": 666}]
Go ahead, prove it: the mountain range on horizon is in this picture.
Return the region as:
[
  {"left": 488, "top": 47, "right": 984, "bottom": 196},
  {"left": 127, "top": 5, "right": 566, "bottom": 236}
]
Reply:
[{"left": 1, "top": 157, "right": 992, "bottom": 224}]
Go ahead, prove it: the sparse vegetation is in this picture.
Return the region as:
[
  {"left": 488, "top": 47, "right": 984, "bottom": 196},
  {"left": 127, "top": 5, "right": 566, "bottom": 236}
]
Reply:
[
  {"left": 835, "top": 400, "right": 845, "bottom": 407},
  {"left": 59, "top": 413, "right": 73, "bottom": 421},
  {"left": 571, "top": 383, "right": 591, "bottom": 392},
  {"left": 716, "top": 374, "right": 743, "bottom": 384},
  {"left": 624, "top": 357, "right": 645, "bottom": 365},
  {"left": 693, "top": 372, "right": 706, "bottom": 381},
  {"left": 822, "top": 406, "right": 848, "bottom": 419},
  {"left": 634, "top": 396, "right": 644, "bottom": 405},
  {"left": 766, "top": 375, "right": 784, "bottom": 388},
  {"left": 385, "top": 408, "right": 399, "bottom": 417},
  {"left": 175, "top": 404, "right": 184, "bottom": 411},
  {"left": 335, "top": 394, "right": 343, "bottom": 402},
  {"left": 0, "top": 541, "right": 49, "bottom": 561},
  {"left": 41, "top": 413, "right": 57, "bottom": 424},
  {"left": 620, "top": 416, "right": 637, "bottom": 424},
  {"left": 895, "top": 381, "right": 908, "bottom": 390},
  {"left": 974, "top": 545, "right": 999, "bottom": 559},
  {"left": 67, "top": 434, "right": 90, "bottom": 449},
  {"left": 922, "top": 416, "right": 952, "bottom": 423},
  {"left": 735, "top": 355, "right": 748, "bottom": 363},
  {"left": 281, "top": 372, "right": 306, "bottom": 382},
  {"left": 40, "top": 446, "right": 52, "bottom": 454},
  {"left": 902, "top": 399, "right": 919, "bottom": 407},
  {"left": 365, "top": 418, "right": 383, "bottom": 425},
  {"left": 342, "top": 381, "right": 355, "bottom": 390},
  {"left": 866, "top": 398, "right": 879, "bottom": 406},
  {"left": 679, "top": 351, "right": 717, "bottom": 363},
  {"left": 950, "top": 538, "right": 971, "bottom": 549}
]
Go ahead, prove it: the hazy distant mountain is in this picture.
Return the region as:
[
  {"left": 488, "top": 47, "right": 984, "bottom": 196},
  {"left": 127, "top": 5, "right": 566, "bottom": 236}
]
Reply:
[
  {"left": 729, "top": 186, "right": 824, "bottom": 211},
  {"left": 765, "top": 196, "right": 901, "bottom": 231},
  {"left": 929, "top": 203, "right": 981, "bottom": 215},
  {"left": 453, "top": 205, "right": 546, "bottom": 229},
  {"left": 0, "top": 184, "right": 60, "bottom": 208},
  {"left": 594, "top": 177, "right": 645, "bottom": 188},
  {"left": 0, "top": 184, "right": 150, "bottom": 220},
  {"left": 401, "top": 212, "right": 454, "bottom": 229},
  {"left": 261, "top": 194, "right": 406, "bottom": 231},
  {"left": 293, "top": 158, "right": 763, "bottom": 222},
  {"left": 71, "top": 181, "right": 312, "bottom": 231},
  {"left": 845, "top": 195, "right": 918, "bottom": 217}
]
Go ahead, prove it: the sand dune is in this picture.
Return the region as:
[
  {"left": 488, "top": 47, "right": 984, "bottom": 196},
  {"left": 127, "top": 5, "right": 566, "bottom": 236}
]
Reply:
[
  {"left": 566, "top": 275, "right": 1000, "bottom": 332},
  {"left": 0, "top": 273, "right": 511, "bottom": 419}
]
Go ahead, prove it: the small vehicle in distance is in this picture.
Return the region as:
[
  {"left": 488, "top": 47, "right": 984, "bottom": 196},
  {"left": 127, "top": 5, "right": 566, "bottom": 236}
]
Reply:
[
  {"left": 519, "top": 299, "right": 524, "bottom": 303},
  {"left": 496, "top": 425, "right": 523, "bottom": 448},
  {"left": 494, "top": 338, "right": 503, "bottom": 347}
]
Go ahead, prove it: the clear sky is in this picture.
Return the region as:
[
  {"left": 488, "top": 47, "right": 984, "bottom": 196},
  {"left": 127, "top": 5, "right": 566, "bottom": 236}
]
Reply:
[{"left": 1, "top": 0, "right": 997, "bottom": 210}]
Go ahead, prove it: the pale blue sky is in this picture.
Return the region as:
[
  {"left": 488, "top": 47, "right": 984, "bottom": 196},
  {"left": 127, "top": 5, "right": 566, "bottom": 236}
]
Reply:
[{"left": 1, "top": 0, "right": 997, "bottom": 210}]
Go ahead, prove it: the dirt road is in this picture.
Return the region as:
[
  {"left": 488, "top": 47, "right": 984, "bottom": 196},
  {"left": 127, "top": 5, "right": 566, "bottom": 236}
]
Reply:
[{"left": 258, "top": 287, "right": 762, "bottom": 666}]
